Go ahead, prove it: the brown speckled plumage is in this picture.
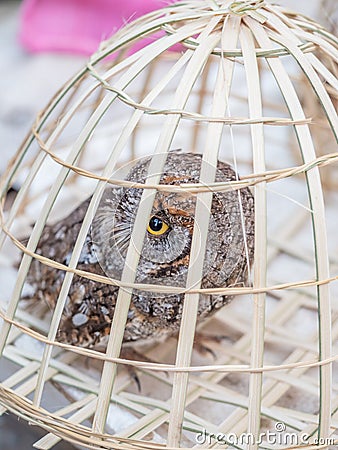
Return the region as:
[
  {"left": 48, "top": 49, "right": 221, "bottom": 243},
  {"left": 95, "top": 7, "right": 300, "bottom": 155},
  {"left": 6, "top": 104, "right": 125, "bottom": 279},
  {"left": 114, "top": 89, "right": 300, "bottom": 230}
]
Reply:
[{"left": 23, "top": 152, "right": 254, "bottom": 348}]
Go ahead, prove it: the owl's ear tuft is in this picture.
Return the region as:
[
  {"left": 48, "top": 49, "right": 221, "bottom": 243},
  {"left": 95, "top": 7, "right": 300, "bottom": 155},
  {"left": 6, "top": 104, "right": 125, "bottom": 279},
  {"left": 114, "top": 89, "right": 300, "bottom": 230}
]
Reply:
[{"left": 168, "top": 148, "right": 183, "bottom": 154}]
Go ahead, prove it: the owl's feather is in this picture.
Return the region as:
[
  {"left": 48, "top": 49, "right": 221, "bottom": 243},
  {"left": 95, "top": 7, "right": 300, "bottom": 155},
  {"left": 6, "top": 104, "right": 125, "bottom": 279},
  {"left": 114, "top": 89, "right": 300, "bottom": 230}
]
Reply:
[{"left": 23, "top": 153, "right": 254, "bottom": 348}]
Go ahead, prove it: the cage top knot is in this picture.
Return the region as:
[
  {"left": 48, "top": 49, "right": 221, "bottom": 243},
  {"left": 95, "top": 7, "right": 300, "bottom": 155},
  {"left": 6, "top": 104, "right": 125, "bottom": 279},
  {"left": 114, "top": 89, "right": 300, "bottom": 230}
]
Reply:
[{"left": 228, "top": 0, "right": 267, "bottom": 22}]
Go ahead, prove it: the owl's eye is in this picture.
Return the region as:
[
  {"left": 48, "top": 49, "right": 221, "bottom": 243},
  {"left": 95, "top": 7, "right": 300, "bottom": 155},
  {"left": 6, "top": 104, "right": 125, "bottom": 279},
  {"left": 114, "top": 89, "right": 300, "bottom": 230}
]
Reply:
[{"left": 147, "top": 216, "right": 169, "bottom": 236}]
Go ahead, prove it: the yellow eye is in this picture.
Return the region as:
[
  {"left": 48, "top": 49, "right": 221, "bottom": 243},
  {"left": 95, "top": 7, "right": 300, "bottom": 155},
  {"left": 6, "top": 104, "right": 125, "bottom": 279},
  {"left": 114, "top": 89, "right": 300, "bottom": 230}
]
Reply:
[{"left": 147, "top": 216, "right": 169, "bottom": 236}]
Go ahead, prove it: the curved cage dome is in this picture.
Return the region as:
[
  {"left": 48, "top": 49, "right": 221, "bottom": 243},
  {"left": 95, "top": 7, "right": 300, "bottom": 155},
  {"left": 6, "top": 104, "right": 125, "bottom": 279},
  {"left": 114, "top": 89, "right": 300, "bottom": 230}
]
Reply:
[{"left": 0, "top": 1, "right": 337, "bottom": 449}]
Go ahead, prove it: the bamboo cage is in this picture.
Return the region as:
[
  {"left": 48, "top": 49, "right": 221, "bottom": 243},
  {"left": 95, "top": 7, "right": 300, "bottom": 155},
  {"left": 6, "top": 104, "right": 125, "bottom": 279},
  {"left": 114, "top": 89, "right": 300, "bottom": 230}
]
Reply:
[{"left": 0, "top": 0, "right": 337, "bottom": 449}]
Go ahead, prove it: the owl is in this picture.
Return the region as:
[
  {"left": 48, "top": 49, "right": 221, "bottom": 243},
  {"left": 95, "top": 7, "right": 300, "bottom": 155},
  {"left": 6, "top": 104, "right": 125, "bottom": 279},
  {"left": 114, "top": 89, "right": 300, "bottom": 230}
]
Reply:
[{"left": 23, "top": 152, "right": 255, "bottom": 349}]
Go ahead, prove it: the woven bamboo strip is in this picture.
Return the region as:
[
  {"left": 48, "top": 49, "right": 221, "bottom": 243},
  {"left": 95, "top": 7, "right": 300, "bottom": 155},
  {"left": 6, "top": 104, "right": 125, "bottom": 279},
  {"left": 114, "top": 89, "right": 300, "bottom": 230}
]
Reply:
[
  {"left": 167, "top": 12, "right": 240, "bottom": 446},
  {"left": 240, "top": 23, "right": 267, "bottom": 450}
]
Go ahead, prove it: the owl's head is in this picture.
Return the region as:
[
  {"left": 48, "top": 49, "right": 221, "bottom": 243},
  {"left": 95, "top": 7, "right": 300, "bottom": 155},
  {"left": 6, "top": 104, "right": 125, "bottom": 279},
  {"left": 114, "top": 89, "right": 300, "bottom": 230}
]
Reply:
[{"left": 91, "top": 152, "right": 254, "bottom": 290}]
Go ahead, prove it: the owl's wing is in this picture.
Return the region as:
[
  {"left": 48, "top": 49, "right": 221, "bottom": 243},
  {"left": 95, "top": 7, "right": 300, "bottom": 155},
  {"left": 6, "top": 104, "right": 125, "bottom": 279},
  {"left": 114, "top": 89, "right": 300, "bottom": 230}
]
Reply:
[
  {"left": 22, "top": 198, "right": 91, "bottom": 303},
  {"left": 21, "top": 197, "right": 119, "bottom": 347}
]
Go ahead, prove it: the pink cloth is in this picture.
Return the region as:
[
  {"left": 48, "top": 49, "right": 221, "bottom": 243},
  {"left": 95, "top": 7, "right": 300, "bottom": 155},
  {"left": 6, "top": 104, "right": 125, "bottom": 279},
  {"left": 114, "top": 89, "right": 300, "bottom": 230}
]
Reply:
[{"left": 19, "top": 0, "right": 168, "bottom": 55}]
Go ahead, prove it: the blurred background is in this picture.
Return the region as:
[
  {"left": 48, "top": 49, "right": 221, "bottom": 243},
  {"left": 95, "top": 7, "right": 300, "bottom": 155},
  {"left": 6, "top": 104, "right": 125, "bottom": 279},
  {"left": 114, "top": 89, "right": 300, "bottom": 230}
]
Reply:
[
  {"left": 0, "top": 0, "right": 336, "bottom": 448},
  {"left": 1, "top": 0, "right": 336, "bottom": 175}
]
